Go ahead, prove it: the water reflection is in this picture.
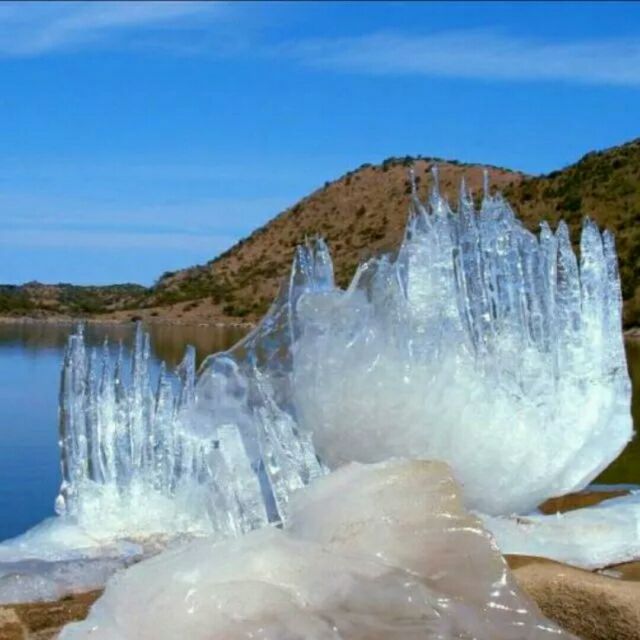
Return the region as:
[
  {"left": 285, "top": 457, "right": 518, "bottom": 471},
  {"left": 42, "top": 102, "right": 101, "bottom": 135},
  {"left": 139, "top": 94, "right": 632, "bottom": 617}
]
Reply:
[{"left": 0, "top": 321, "right": 248, "bottom": 368}]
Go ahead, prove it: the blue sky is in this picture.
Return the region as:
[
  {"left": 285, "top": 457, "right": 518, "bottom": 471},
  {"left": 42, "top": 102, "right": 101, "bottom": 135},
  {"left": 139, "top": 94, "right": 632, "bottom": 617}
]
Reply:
[{"left": 2, "top": 1, "right": 640, "bottom": 286}]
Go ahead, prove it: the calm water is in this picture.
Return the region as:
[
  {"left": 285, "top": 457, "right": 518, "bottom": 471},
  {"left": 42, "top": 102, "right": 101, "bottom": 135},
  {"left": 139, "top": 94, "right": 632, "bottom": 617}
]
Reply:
[
  {"left": 0, "top": 322, "right": 246, "bottom": 541},
  {"left": 0, "top": 322, "right": 638, "bottom": 542}
]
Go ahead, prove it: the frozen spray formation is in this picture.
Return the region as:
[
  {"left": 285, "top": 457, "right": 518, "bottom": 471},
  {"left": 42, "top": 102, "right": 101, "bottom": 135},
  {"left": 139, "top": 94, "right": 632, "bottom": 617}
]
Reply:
[
  {"left": 54, "top": 169, "right": 632, "bottom": 533},
  {"left": 3, "top": 169, "right": 633, "bottom": 609},
  {"left": 56, "top": 322, "right": 324, "bottom": 538},
  {"left": 56, "top": 326, "right": 217, "bottom": 537}
]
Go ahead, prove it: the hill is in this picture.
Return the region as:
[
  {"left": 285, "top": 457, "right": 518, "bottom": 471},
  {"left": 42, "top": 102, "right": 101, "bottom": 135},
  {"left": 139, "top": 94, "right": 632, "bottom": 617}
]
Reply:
[
  {"left": 142, "top": 158, "right": 524, "bottom": 322},
  {"left": 2, "top": 140, "right": 640, "bottom": 327},
  {"left": 0, "top": 282, "right": 146, "bottom": 318}
]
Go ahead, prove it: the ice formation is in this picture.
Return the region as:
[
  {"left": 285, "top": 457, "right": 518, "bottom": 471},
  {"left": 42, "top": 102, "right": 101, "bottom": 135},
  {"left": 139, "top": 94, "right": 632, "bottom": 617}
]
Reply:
[
  {"left": 56, "top": 323, "right": 324, "bottom": 538},
  {"left": 61, "top": 459, "right": 576, "bottom": 640},
  {"left": 55, "top": 326, "right": 218, "bottom": 537},
  {"left": 0, "top": 169, "right": 635, "bottom": 606},
  {"left": 54, "top": 170, "right": 634, "bottom": 523},
  {"left": 289, "top": 171, "right": 632, "bottom": 514}
]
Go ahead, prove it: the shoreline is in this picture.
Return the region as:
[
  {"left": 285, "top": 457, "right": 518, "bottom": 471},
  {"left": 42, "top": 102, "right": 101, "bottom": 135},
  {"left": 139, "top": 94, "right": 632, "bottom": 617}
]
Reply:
[
  {"left": 0, "top": 314, "right": 636, "bottom": 338},
  {"left": 0, "top": 315, "right": 256, "bottom": 329}
]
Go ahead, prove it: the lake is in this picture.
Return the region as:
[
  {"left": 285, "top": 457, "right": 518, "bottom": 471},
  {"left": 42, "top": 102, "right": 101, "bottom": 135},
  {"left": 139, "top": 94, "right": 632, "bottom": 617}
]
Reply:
[
  {"left": 0, "top": 321, "right": 246, "bottom": 541},
  {"left": 0, "top": 321, "right": 638, "bottom": 541}
]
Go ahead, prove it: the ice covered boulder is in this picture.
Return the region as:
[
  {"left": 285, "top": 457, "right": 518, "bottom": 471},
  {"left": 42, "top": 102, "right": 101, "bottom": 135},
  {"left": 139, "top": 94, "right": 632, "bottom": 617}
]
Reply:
[{"left": 61, "top": 460, "right": 575, "bottom": 639}]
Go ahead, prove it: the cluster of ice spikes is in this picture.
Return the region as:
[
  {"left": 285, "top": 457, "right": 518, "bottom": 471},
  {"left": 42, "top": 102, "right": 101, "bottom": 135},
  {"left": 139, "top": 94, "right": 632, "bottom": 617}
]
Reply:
[{"left": 56, "top": 168, "right": 632, "bottom": 538}]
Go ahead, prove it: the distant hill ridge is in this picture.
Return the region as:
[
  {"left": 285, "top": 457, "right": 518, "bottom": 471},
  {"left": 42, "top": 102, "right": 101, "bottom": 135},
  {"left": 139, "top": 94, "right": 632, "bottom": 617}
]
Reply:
[{"left": 3, "top": 140, "right": 640, "bottom": 326}]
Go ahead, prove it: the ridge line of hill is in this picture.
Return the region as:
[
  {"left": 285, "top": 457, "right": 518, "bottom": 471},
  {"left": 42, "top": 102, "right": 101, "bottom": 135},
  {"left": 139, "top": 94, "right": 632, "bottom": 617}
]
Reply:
[{"left": 2, "top": 139, "right": 640, "bottom": 326}]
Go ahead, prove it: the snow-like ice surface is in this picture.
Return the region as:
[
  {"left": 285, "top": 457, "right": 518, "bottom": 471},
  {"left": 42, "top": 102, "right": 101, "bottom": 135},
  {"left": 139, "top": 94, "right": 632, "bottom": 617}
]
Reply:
[
  {"left": 61, "top": 460, "right": 575, "bottom": 640},
  {"left": 484, "top": 490, "right": 640, "bottom": 569}
]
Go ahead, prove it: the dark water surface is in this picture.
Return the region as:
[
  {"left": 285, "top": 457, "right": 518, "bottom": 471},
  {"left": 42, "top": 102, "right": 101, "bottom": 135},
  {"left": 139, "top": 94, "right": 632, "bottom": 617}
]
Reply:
[{"left": 0, "top": 321, "right": 638, "bottom": 541}]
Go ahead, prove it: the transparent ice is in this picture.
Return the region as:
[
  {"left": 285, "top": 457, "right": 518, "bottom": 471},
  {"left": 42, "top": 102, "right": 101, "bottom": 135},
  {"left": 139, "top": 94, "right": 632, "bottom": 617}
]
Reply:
[{"left": 290, "top": 170, "right": 632, "bottom": 515}]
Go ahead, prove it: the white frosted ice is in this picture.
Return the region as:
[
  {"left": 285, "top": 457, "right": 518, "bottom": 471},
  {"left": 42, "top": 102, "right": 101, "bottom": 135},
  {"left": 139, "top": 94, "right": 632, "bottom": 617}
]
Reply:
[
  {"left": 61, "top": 460, "right": 575, "bottom": 640},
  {"left": 483, "top": 490, "right": 640, "bottom": 569}
]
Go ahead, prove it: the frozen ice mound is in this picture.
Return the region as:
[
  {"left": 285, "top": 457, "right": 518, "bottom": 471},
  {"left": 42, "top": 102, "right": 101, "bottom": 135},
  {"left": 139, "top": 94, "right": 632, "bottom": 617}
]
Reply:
[
  {"left": 290, "top": 171, "right": 633, "bottom": 514},
  {"left": 61, "top": 460, "right": 576, "bottom": 640}
]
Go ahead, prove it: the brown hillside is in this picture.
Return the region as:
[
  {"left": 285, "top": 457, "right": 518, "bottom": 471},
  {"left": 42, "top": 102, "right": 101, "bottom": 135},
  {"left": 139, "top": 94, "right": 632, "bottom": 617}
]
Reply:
[{"left": 141, "top": 158, "right": 524, "bottom": 323}]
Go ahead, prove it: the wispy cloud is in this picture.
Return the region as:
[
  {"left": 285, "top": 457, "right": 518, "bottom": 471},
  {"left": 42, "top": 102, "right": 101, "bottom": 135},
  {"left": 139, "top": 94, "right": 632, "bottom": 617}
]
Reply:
[
  {"left": 1, "top": 190, "right": 290, "bottom": 233},
  {"left": 280, "top": 30, "right": 640, "bottom": 87},
  {"left": 0, "top": 1, "right": 224, "bottom": 57},
  {"left": 2, "top": 5, "right": 639, "bottom": 87}
]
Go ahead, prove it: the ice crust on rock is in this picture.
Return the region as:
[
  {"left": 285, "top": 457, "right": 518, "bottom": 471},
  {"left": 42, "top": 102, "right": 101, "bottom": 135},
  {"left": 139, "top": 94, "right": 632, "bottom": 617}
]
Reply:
[
  {"left": 61, "top": 460, "right": 576, "bottom": 640},
  {"left": 0, "top": 517, "right": 143, "bottom": 604},
  {"left": 484, "top": 490, "right": 640, "bottom": 569}
]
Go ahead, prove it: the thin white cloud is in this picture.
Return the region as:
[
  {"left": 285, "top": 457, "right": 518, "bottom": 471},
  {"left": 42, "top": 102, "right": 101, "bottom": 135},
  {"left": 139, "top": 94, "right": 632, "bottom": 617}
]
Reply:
[
  {"left": 281, "top": 29, "right": 640, "bottom": 87},
  {"left": 0, "top": 1, "right": 223, "bottom": 56},
  {"left": 2, "top": 5, "right": 639, "bottom": 87},
  {"left": 0, "top": 192, "right": 291, "bottom": 233}
]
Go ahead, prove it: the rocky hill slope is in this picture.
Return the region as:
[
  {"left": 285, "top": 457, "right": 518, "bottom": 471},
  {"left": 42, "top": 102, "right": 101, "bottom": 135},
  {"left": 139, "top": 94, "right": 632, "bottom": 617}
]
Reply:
[
  {"left": 3, "top": 139, "right": 640, "bottom": 326},
  {"left": 144, "top": 157, "right": 523, "bottom": 323}
]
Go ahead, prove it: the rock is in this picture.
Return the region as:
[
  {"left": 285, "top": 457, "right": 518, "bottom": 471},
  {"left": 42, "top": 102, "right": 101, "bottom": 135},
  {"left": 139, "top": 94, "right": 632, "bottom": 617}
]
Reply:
[
  {"left": 0, "top": 591, "right": 101, "bottom": 640},
  {"left": 507, "top": 556, "right": 640, "bottom": 640},
  {"left": 0, "top": 608, "right": 24, "bottom": 640},
  {"left": 539, "top": 489, "right": 630, "bottom": 515}
]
